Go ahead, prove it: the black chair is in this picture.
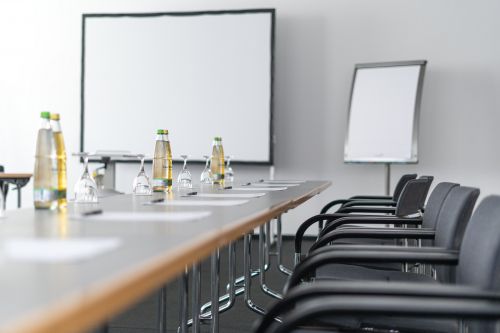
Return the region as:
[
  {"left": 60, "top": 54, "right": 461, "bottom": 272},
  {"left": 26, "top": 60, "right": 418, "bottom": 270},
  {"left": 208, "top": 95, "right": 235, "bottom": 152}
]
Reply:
[
  {"left": 287, "top": 186, "right": 479, "bottom": 288},
  {"left": 256, "top": 195, "right": 500, "bottom": 333},
  {"left": 294, "top": 177, "right": 435, "bottom": 263},
  {"left": 319, "top": 173, "right": 418, "bottom": 213}
]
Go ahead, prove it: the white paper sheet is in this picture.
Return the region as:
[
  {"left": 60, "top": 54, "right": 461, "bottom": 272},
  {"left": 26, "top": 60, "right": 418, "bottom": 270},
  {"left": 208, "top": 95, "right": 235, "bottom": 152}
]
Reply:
[
  {"left": 191, "top": 193, "right": 266, "bottom": 198},
  {"left": 261, "top": 180, "right": 305, "bottom": 184},
  {"left": 247, "top": 183, "right": 299, "bottom": 187},
  {"left": 146, "top": 199, "right": 249, "bottom": 207},
  {"left": 230, "top": 187, "right": 287, "bottom": 191},
  {"left": 73, "top": 211, "right": 212, "bottom": 223},
  {"left": 2, "top": 238, "right": 121, "bottom": 263}
]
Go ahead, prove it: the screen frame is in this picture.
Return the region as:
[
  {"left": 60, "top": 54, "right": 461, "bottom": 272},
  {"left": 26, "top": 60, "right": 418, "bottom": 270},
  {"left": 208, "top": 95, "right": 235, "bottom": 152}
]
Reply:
[
  {"left": 343, "top": 60, "right": 427, "bottom": 164},
  {"left": 80, "top": 8, "right": 276, "bottom": 165}
]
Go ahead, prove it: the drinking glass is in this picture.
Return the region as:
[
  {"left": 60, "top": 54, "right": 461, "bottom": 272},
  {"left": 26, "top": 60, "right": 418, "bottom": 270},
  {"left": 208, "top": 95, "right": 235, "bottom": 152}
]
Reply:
[
  {"left": 225, "top": 155, "right": 234, "bottom": 184},
  {"left": 133, "top": 154, "right": 152, "bottom": 195},
  {"left": 200, "top": 155, "right": 213, "bottom": 184},
  {"left": 73, "top": 152, "right": 99, "bottom": 203},
  {"left": 177, "top": 155, "right": 192, "bottom": 190}
]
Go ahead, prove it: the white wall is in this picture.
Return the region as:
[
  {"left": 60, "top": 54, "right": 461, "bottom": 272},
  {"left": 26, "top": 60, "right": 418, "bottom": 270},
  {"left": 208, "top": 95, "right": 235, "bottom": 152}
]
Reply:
[{"left": 1, "top": 0, "right": 500, "bottom": 235}]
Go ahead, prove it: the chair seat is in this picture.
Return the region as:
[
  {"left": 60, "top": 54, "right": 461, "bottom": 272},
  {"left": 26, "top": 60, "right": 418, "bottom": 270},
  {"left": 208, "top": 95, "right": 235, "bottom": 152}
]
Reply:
[{"left": 315, "top": 264, "right": 438, "bottom": 282}]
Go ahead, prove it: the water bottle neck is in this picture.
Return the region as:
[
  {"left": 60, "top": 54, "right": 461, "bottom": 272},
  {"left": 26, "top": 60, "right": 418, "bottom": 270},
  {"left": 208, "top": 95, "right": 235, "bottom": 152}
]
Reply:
[
  {"left": 156, "top": 134, "right": 169, "bottom": 141},
  {"left": 40, "top": 118, "right": 51, "bottom": 130},
  {"left": 50, "top": 119, "right": 62, "bottom": 133}
]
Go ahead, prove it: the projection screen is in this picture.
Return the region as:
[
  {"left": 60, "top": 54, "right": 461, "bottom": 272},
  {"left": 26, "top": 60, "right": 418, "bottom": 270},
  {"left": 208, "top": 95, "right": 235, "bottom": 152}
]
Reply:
[
  {"left": 81, "top": 9, "right": 274, "bottom": 163},
  {"left": 344, "top": 60, "right": 426, "bottom": 163}
]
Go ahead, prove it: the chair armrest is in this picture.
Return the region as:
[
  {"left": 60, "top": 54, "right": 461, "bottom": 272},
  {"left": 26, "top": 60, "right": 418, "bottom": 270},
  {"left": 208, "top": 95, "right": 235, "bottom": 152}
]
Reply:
[
  {"left": 309, "top": 227, "right": 435, "bottom": 252},
  {"left": 337, "top": 206, "right": 397, "bottom": 214},
  {"left": 319, "top": 199, "right": 350, "bottom": 214},
  {"left": 294, "top": 213, "right": 357, "bottom": 253},
  {"left": 319, "top": 216, "right": 423, "bottom": 237},
  {"left": 257, "top": 296, "right": 500, "bottom": 333},
  {"left": 256, "top": 282, "right": 500, "bottom": 333},
  {"left": 286, "top": 247, "right": 458, "bottom": 291},
  {"left": 342, "top": 200, "right": 397, "bottom": 208},
  {"left": 350, "top": 195, "right": 392, "bottom": 200}
]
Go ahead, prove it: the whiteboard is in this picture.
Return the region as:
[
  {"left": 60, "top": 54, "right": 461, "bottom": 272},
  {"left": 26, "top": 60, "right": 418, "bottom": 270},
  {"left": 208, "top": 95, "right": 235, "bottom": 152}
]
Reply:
[
  {"left": 82, "top": 10, "right": 274, "bottom": 163},
  {"left": 344, "top": 61, "right": 426, "bottom": 163}
]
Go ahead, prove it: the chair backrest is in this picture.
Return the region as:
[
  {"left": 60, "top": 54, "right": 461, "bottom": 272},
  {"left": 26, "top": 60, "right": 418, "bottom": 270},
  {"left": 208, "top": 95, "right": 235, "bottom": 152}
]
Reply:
[
  {"left": 417, "top": 175, "right": 434, "bottom": 205},
  {"left": 394, "top": 178, "right": 433, "bottom": 217},
  {"left": 457, "top": 195, "right": 500, "bottom": 290},
  {"left": 431, "top": 186, "right": 479, "bottom": 282},
  {"left": 392, "top": 174, "right": 417, "bottom": 201},
  {"left": 421, "top": 182, "right": 460, "bottom": 229}
]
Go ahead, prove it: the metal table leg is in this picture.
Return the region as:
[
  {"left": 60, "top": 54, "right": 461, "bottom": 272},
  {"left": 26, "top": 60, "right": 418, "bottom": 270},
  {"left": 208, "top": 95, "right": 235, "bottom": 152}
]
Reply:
[
  {"left": 259, "top": 224, "right": 283, "bottom": 299},
  {"left": 244, "top": 233, "right": 266, "bottom": 315},
  {"left": 158, "top": 286, "right": 167, "bottom": 333},
  {"left": 178, "top": 268, "right": 189, "bottom": 333},
  {"left": 276, "top": 216, "right": 292, "bottom": 275},
  {"left": 211, "top": 248, "right": 220, "bottom": 333},
  {"left": 191, "top": 263, "right": 201, "bottom": 333}
]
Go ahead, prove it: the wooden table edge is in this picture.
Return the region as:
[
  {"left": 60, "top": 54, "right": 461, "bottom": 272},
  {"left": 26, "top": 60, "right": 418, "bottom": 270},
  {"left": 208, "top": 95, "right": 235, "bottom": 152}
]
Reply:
[{"left": 1, "top": 181, "right": 331, "bottom": 333}]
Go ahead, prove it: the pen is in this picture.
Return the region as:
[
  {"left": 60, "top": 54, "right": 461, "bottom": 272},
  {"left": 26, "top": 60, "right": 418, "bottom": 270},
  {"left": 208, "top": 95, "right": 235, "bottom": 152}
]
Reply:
[
  {"left": 186, "top": 192, "right": 198, "bottom": 196},
  {"left": 223, "top": 186, "right": 232, "bottom": 190},
  {"left": 150, "top": 198, "right": 165, "bottom": 203},
  {"left": 82, "top": 209, "right": 103, "bottom": 216}
]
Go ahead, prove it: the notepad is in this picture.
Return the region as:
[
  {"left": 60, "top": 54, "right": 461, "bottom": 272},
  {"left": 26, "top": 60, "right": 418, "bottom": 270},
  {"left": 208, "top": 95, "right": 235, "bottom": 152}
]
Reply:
[
  {"left": 73, "top": 211, "right": 212, "bottom": 223},
  {"left": 192, "top": 193, "right": 266, "bottom": 198},
  {"left": 248, "top": 183, "right": 299, "bottom": 187},
  {"left": 261, "top": 180, "right": 305, "bottom": 184},
  {"left": 2, "top": 238, "right": 121, "bottom": 263},
  {"left": 231, "top": 187, "right": 287, "bottom": 191},
  {"left": 146, "top": 199, "right": 249, "bottom": 207}
]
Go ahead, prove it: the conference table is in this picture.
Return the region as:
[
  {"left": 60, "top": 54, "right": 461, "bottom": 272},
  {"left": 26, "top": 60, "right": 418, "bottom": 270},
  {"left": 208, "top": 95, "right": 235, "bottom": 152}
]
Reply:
[{"left": 0, "top": 180, "right": 330, "bottom": 333}]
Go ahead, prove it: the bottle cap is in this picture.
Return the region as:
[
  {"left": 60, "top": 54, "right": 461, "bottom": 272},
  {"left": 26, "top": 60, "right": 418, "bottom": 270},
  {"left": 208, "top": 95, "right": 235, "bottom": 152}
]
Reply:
[
  {"left": 40, "top": 111, "right": 51, "bottom": 119},
  {"left": 214, "top": 136, "right": 222, "bottom": 141},
  {"left": 157, "top": 129, "right": 169, "bottom": 135},
  {"left": 50, "top": 113, "right": 60, "bottom": 120}
]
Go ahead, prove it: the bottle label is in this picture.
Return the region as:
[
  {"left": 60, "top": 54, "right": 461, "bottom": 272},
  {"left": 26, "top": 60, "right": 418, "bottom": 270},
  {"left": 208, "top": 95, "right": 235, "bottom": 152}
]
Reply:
[
  {"left": 56, "top": 189, "right": 67, "bottom": 200},
  {"left": 152, "top": 178, "right": 172, "bottom": 187},
  {"left": 213, "top": 173, "right": 225, "bottom": 181},
  {"left": 34, "top": 188, "right": 55, "bottom": 202}
]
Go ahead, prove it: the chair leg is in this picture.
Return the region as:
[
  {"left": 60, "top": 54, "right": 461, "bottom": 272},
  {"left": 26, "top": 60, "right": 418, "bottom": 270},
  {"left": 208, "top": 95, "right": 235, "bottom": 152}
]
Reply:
[
  {"left": 276, "top": 216, "right": 293, "bottom": 275},
  {"left": 191, "top": 263, "right": 201, "bottom": 333}
]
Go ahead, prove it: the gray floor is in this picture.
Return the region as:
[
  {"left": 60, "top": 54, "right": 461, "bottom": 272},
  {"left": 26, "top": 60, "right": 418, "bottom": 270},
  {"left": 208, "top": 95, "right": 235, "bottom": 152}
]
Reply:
[{"left": 92, "top": 237, "right": 312, "bottom": 333}]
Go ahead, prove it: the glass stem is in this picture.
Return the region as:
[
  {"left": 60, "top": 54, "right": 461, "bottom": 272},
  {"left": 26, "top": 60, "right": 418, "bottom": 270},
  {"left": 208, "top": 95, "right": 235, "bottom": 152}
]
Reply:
[
  {"left": 140, "top": 158, "right": 145, "bottom": 173},
  {"left": 83, "top": 156, "right": 89, "bottom": 175}
]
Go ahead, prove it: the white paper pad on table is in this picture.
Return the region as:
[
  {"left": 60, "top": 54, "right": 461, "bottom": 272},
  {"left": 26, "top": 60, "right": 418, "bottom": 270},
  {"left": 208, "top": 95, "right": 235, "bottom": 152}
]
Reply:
[
  {"left": 2, "top": 238, "right": 121, "bottom": 263},
  {"left": 231, "top": 187, "right": 287, "bottom": 191},
  {"left": 193, "top": 193, "right": 266, "bottom": 198},
  {"left": 146, "top": 199, "right": 249, "bottom": 207},
  {"left": 248, "top": 183, "right": 299, "bottom": 187},
  {"left": 262, "top": 180, "right": 305, "bottom": 184},
  {"left": 73, "top": 211, "right": 212, "bottom": 223}
]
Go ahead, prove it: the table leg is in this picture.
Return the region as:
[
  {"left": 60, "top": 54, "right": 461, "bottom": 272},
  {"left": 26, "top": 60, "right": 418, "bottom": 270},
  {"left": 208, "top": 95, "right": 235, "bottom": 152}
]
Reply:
[
  {"left": 191, "top": 263, "right": 201, "bottom": 333},
  {"left": 276, "top": 216, "right": 292, "bottom": 275},
  {"left": 244, "top": 234, "right": 266, "bottom": 315},
  {"left": 17, "top": 184, "right": 21, "bottom": 208},
  {"left": 178, "top": 268, "right": 189, "bottom": 333},
  {"left": 259, "top": 224, "right": 283, "bottom": 299},
  {"left": 157, "top": 286, "right": 167, "bottom": 333},
  {"left": 211, "top": 248, "right": 220, "bottom": 333}
]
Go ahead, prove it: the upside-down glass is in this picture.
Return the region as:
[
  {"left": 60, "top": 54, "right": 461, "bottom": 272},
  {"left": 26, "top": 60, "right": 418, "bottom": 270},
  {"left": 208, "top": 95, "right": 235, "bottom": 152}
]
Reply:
[
  {"left": 73, "top": 152, "right": 99, "bottom": 203},
  {"left": 225, "top": 155, "right": 234, "bottom": 184},
  {"left": 200, "top": 155, "right": 213, "bottom": 184},
  {"left": 177, "top": 155, "right": 192, "bottom": 190},
  {"left": 133, "top": 154, "right": 152, "bottom": 195}
]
